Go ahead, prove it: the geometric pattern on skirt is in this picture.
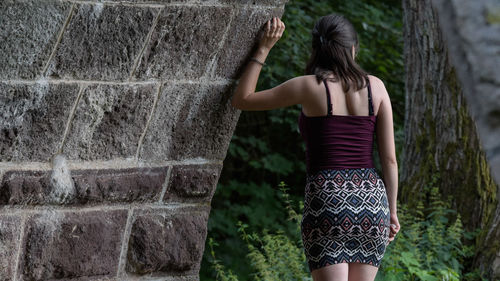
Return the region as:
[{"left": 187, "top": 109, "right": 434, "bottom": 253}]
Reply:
[{"left": 300, "top": 167, "right": 390, "bottom": 272}]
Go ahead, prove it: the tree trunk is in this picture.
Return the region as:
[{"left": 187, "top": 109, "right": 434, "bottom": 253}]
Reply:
[
  {"left": 430, "top": 0, "right": 500, "bottom": 276},
  {"left": 401, "top": 0, "right": 499, "bottom": 278}
]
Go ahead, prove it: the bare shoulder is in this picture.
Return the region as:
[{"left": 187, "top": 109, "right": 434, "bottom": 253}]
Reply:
[
  {"left": 367, "top": 74, "right": 383, "bottom": 84},
  {"left": 368, "top": 74, "right": 389, "bottom": 99},
  {"left": 367, "top": 74, "right": 385, "bottom": 90},
  {"left": 282, "top": 75, "right": 320, "bottom": 93},
  {"left": 299, "top": 74, "right": 323, "bottom": 90},
  {"left": 290, "top": 74, "right": 319, "bottom": 85}
]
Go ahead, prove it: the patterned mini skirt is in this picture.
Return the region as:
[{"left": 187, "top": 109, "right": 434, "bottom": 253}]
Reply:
[{"left": 300, "top": 167, "right": 390, "bottom": 272}]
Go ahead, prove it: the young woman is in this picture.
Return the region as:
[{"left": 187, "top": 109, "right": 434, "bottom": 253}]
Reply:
[{"left": 230, "top": 14, "right": 400, "bottom": 281}]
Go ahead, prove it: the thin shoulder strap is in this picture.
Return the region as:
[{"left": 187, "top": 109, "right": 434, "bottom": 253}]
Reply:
[
  {"left": 323, "top": 79, "right": 333, "bottom": 116},
  {"left": 367, "top": 77, "right": 374, "bottom": 116}
]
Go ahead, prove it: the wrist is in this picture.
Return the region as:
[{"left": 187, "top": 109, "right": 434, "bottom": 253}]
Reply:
[
  {"left": 251, "top": 47, "right": 269, "bottom": 67},
  {"left": 256, "top": 46, "right": 270, "bottom": 56}
]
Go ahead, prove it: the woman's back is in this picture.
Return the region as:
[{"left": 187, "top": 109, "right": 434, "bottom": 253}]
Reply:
[
  {"left": 298, "top": 74, "right": 381, "bottom": 174},
  {"left": 230, "top": 13, "right": 400, "bottom": 280},
  {"left": 300, "top": 74, "right": 380, "bottom": 118},
  {"left": 297, "top": 73, "right": 394, "bottom": 273}
]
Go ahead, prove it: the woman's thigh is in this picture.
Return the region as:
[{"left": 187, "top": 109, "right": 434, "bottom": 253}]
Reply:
[
  {"left": 311, "top": 263, "right": 349, "bottom": 281},
  {"left": 347, "top": 262, "right": 379, "bottom": 281}
]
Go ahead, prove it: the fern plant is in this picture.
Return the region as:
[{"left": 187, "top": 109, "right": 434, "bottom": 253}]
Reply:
[
  {"left": 208, "top": 176, "right": 482, "bottom": 281},
  {"left": 376, "top": 174, "right": 480, "bottom": 281},
  {"left": 208, "top": 181, "right": 310, "bottom": 281}
]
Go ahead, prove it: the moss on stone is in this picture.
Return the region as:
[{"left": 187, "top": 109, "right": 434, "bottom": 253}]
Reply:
[{"left": 486, "top": 8, "right": 500, "bottom": 24}]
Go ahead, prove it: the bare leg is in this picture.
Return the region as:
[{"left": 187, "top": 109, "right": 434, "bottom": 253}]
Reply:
[
  {"left": 347, "top": 262, "right": 379, "bottom": 281},
  {"left": 311, "top": 263, "right": 349, "bottom": 281}
]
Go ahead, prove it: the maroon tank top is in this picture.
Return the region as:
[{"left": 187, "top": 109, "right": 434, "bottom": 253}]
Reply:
[{"left": 298, "top": 77, "right": 376, "bottom": 174}]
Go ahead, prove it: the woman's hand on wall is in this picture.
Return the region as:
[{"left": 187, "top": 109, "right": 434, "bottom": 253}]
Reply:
[{"left": 258, "top": 17, "right": 285, "bottom": 51}]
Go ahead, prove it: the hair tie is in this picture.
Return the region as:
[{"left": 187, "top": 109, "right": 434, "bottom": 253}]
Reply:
[{"left": 320, "top": 35, "right": 326, "bottom": 45}]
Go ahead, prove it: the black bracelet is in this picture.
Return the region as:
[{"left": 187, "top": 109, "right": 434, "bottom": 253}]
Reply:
[{"left": 249, "top": 57, "right": 266, "bottom": 66}]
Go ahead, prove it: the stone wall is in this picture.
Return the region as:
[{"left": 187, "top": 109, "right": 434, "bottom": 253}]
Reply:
[{"left": 0, "top": 0, "right": 287, "bottom": 280}]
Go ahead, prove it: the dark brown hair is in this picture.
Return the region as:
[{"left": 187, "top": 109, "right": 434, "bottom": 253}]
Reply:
[{"left": 305, "top": 13, "right": 369, "bottom": 93}]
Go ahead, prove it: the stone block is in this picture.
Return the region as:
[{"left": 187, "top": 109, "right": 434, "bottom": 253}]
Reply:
[
  {"left": 71, "top": 166, "right": 168, "bottom": 204},
  {"left": 126, "top": 206, "right": 210, "bottom": 274},
  {"left": 0, "top": 166, "right": 168, "bottom": 205},
  {"left": 132, "top": 5, "right": 232, "bottom": 80},
  {"left": 0, "top": 170, "right": 51, "bottom": 205},
  {"left": 17, "top": 209, "right": 127, "bottom": 280},
  {"left": 0, "top": 82, "right": 79, "bottom": 162},
  {"left": 168, "top": 83, "right": 240, "bottom": 160},
  {"left": 137, "top": 82, "right": 197, "bottom": 162},
  {"left": 0, "top": 215, "right": 22, "bottom": 280},
  {"left": 62, "top": 84, "right": 156, "bottom": 161},
  {"left": 88, "top": 0, "right": 189, "bottom": 3},
  {"left": 0, "top": 0, "right": 71, "bottom": 79},
  {"left": 215, "top": 7, "right": 284, "bottom": 79},
  {"left": 164, "top": 164, "right": 222, "bottom": 203},
  {"left": 214, "top": 0, "right": 289, "bottom": 5},
  {"left": 94, "top": 0, "right": 286, "bottom": 4},
  {"left": 45, "top": 3, "right": 156, "bottom": 81},
  {"left": 138, "top": 82, "right": 240, "bottom": 161}
]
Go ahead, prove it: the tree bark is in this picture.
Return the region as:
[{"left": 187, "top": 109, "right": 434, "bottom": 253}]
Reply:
[
  {"left": 430, "top": 0, "right": 500, "bottom": 276},
  {"left": 401, "top": 0, "right": 499, "bottom": 278}
]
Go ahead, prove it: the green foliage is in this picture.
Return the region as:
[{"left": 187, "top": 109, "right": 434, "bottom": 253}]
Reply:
[
  {"left": 376, "top": 174, "right": 483, "bottom": 281},
  {"left": 202, "top": 179, "right": 301, "bottom": 279},
  {"left": 208, "top": 238, "right": 240, "bottom": 281},
  {"left": 237, "top": 222, "right": 309, "bottom": 281},
  {"left": 207, "top": 182, "right": 310, "bottom": 281},
  {"left": 207, "top": 178, "right": 483, "bottom": 281}
]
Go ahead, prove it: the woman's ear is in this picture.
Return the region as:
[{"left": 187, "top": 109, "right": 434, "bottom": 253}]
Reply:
[{"left": 351, "top": 45, "right": 356, "bottom": 60}]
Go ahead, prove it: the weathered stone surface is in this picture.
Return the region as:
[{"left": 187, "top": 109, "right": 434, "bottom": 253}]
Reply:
[
  {"left": 45, "top": 3, "right": 156, "bottom": 81},
  {"left": 0, "top": 0, "right": 291, "bottom": 279},
  {"left": 97, "top": 0, "right": 287, "bottom": 4},
  {"left": 0, "top": 82, "right": 79, "bottom": 162},
  {"left": 18, "top": 209, "right": 127, "bottom": 280},
  {"left": 167, "top": 83, "right": 240, "bottom": 160},
  {"left": 0, "top": 170, "right": 51, "bottom": 205},
  {"left": 0, "top": 0, "right": 71, "bottom": 79},
  {"left": 215, "top": 7, "right": 284, "bottom": 79},
  {"left": 164, "top": 164, "right": 222, "bottom": 203},
  {"left": 137, "top": 82, "right": 196, "bottom": 162},
  {"left": 0, "top": 215, "right": 21, "bottom": 280},
  {"left": 132, "top": 6, "right": 232, "bottom": 80},
  {"left": 0, "top": 166, "right": 168, "bottom": 205},
  {"left": 126, "top": 206, "right": 210, "bottom": 274},
  {"left": 139, "top": 82, "right": 240, "bottom": 161},
  {"left": 62, "top": 84, "right": 156, "bottom": 161},
  {"left": 217, "top": 0, "right": 288, "bottom": 4},
  {"left": 71, "top": 166, "right": 168, "bottom": 204}
]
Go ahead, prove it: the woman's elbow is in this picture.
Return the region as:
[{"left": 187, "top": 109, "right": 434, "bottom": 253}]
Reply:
[
  {"left": 383, "top": 157, "right": 398, "bottom": 166},
  {"left": 231, "top": 97, "right": 242, "bottom": 110},
  {"left": 231, "top": 96, "right": 253, "bottom": 110}
]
